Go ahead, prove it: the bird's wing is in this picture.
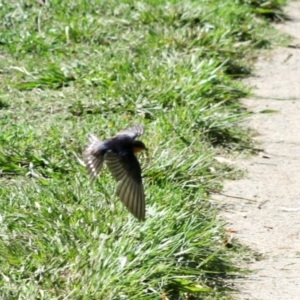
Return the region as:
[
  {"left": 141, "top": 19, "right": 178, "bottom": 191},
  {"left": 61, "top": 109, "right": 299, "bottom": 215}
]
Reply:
[
  {"left": 105, "top": 151, "right": 145, "bottom": 221},
  {"left": 114, "top": 124, "right": 144, "bottom": 139},
  {"left": 83, "top": 134, "right": 105, "bottom": 182}
]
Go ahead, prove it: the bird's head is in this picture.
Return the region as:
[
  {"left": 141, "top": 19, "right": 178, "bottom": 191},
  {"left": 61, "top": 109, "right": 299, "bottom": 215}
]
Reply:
[{"left": 133, "top": 140, "right": 147, "bottom": 154}]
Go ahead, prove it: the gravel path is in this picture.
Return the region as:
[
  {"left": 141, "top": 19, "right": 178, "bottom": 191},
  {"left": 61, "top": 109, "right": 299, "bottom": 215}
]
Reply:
[{"left": 216, "top": 2, "right": 300, "bottom": 299}]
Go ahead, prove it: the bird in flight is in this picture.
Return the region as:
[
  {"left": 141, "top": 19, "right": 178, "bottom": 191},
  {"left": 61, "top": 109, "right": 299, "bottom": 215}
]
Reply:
[{"left": 83, "top": 124, "right": 147, "bottom": 221}]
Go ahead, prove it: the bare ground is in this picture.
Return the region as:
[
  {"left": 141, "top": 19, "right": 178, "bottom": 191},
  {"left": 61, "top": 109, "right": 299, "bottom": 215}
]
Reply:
[{"left": 215, "top": 2, "right": 300, "bottom": 299}]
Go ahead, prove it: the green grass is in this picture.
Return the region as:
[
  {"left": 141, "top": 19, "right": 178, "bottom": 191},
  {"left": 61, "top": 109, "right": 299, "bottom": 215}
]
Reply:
[{"left": 0, "top": 0, "right": 286, "bottom": 299}]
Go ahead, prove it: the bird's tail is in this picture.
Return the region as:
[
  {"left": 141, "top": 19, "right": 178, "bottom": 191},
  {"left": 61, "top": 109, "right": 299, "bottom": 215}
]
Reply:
[{"left": 83, "top": 134, "right": 105, "bottom": 182}]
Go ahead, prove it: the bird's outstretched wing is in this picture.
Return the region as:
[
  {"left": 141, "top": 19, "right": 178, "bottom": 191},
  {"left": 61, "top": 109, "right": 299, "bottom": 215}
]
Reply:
[
  {"left": 114, "top": 124, "right": 144, "bottom": 139},
  {"left": 83, "top": 134, "right": 105, "bottom": 182},
  {"left": 105, "top": 150, "right": 145, "bottom": 221}
]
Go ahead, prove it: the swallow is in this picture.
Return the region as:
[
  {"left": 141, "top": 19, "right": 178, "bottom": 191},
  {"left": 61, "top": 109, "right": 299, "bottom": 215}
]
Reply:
[{"left": 83, "top": 124, "right": 147, "bottom": 221}]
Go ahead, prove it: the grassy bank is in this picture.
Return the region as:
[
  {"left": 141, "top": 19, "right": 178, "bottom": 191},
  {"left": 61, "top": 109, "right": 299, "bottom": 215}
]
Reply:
[{"left": 0, "top": 0, "right": 286, "bottom": 299}]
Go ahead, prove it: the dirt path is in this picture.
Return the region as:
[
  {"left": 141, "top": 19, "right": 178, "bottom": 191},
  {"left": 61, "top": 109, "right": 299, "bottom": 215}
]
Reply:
[{"left": 215, "top": 2, "right": 300, "bottom": 299}]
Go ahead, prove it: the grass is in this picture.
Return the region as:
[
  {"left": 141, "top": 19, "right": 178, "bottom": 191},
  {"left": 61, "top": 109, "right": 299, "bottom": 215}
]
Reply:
[{"left": 0, "top": 0, "right": 286, "bottom": 299}]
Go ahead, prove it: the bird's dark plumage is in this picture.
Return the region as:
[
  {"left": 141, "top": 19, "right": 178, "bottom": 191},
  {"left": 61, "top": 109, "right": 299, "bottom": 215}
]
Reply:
[{"left": 83, "top": 124, "right": 146, "bottom": 221}]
